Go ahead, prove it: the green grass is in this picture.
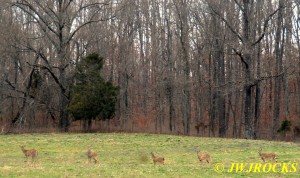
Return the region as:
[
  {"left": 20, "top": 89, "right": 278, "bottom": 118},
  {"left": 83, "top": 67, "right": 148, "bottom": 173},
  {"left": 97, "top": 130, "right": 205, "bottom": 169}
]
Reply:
[{"left": 0, "top": 133, "right": 300, "bottom": 177}]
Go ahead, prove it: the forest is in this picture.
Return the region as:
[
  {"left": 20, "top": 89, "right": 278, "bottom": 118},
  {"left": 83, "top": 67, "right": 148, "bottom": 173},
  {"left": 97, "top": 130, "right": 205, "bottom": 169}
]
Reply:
[{"left": 0, "top": 0, "right": 299, "bottom": 140}]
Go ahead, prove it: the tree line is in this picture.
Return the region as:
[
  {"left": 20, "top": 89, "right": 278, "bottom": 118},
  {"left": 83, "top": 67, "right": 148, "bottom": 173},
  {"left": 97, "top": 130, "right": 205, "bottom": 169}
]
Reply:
[{"left": 0, "top": 0, "right": 299, "bottom": 140}]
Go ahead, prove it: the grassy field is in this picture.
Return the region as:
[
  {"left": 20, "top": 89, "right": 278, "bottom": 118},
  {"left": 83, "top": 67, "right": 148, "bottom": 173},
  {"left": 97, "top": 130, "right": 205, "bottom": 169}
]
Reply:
[{"left": 0, "top": 133, "right": 300, "bottom": 178}]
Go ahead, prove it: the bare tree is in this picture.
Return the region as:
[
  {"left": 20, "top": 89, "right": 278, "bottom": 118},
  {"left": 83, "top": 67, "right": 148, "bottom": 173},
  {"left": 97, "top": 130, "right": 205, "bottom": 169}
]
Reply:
[
  {"left": 12, "top": 0, "right": 113, "bottom": 131},
  {"left": 273, "top": 0, "right": 285, "bottom": 138},
  {"left": 173, "top": 0, "right": 191, "bottom": 135},
  {"left": 1, "top": 0, "right": 299, "bottom": 139}
]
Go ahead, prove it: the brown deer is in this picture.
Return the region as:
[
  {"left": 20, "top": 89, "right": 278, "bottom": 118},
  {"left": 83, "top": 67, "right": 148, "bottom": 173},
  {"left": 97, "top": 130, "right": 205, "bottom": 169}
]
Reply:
[
  {"left": 197, "top": 149, "right": 211, "bottom": 163},
  {"left": 87, "top": 146, "right": 98, "bottom": 164},
  {"left": 20, "top": 145, "right": 38, "bottom": 165},
  {"left": 258, "top": 148, "right": 276, "bottom": 162},
  {"left": 150, "top": 152, "right": 165, "bottom": 165}
]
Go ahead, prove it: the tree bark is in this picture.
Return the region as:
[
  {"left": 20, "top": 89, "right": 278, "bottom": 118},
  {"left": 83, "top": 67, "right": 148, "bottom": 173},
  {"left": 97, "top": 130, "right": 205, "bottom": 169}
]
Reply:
[{"left": 273, "top": 0, "right": 284, "bottom": 139}]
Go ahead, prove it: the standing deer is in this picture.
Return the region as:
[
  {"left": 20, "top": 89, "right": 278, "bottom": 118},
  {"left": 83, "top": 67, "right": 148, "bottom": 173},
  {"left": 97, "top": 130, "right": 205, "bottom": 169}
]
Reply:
[
  {"left": 150, "top": 152, "right": 165, "bottom": 165},
  {"left": 87, "top": 146, "right": 98, "bottom": 164},
  {"left": 258, "top": 148, "right": 276, "bottom": 162},
  {"left": 20, "top": 145, "right": 38, "bottom": 166}
]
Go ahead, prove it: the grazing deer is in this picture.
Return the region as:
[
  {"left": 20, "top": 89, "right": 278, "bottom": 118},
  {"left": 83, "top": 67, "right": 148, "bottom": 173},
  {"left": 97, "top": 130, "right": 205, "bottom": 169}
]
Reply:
[
  {"left": 87, "top": 146, "right": 98, "bottom": 164},
  {"left": 197, "top": 150, "right": 211, "bottom": 163},
  {"left": 20, "top": 145, "right": 38, "bottom": 166},
  {"left": 150, "top": 152, "right": 164, "bottom": 165},
  {"left": 258, "top": 148, "right": 276, "bottom": 162}
]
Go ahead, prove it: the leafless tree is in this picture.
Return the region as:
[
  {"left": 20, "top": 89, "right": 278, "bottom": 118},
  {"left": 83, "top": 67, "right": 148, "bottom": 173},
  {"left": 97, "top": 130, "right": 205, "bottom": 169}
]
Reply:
[{"left": 11, "top": 0, "right": 113, "bottom": 131}]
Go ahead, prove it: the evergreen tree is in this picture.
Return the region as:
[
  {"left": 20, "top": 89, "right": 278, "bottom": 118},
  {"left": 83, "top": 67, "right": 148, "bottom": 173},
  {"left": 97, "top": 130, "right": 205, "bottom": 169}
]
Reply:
[{"left": 68, "top": 53, "right": 119, "bottom": 132}]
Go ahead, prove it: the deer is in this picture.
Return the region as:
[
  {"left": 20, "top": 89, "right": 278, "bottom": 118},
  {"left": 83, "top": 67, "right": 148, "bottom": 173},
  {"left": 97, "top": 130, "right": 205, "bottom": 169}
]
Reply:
[
  {"left": 150, "top": 152, "right": 165, "bottom": 165},
  {"left": 20, "top": 145, "right": 38, "bottom": 166},
  {"left": 258, "top": 148, "right": 276, "bottom": 162},
  {"left": 197, "top": 149, "right": 211, "bottom": 163},
  {"left": 87, "top": 146, "right": 98, "bottom": 164}
]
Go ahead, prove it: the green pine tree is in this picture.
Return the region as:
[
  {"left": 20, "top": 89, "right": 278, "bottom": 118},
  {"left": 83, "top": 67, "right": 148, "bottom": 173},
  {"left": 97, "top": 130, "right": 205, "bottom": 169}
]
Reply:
[{"left": 68, "top": 53, "right": 119, "bottom": 132}]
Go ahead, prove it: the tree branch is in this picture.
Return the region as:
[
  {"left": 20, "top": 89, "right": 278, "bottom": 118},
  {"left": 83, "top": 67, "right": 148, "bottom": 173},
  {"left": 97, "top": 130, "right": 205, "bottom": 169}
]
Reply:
[
  {"left": 66, "top": 15, "right": 115, "bottom": 45},
  {"left": 251, "top": 6, "right": 283, "bottom": 46},
  {"left": 232, "top": 48, "right": 249, "bottom": 69},
  {"left": 233, "top": 0, "right": 244, "bottom": 12},
  {"left": 13, "top": 0, "right": 59, "bottom": 37},
  {"left": 209, "top": 6, "right": 244, "bottom": 43},
  {"left": 27, "top": 62, "right": 67, "bottom": 95}
]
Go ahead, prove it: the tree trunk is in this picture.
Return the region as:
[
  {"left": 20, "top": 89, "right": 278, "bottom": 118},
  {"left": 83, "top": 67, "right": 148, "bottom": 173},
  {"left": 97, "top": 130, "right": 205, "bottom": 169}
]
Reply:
[
  {"left": 210, "top": 3, "right": 226, "bottom": 137},
  {"left": 244, "top": 84, "right": 254, "bottom": 139},
  {"left": 283, "top": 1, "right": 292, "bottom": 119},
  {"left": 273, "top": 0, "right": 284, "bottom": 139},
  {"left": 174, "top": 0, "right": 191, "bottom": 135},
  {"left": 165, "top": 8, "right": 175, "bottom": 132}
]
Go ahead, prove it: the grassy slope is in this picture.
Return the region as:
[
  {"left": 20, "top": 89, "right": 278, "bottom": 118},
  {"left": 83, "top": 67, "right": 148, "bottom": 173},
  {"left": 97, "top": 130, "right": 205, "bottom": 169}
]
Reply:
[{"left": 0, "top": 133, "right": 299, "bottom": 178}]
